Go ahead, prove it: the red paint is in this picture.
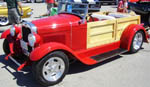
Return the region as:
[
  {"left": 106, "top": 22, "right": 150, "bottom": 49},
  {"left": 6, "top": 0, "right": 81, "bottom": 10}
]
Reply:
[
  {"left": 120, "top": 24, "right": 149, "bottom": 51},
  {"left": 30, "top": 41, "right": 120, "bottom": 65},
  {"left": 30, "top": 42, "right": 97, "bottom": 65},
  {"left": 0, "top": 25, "right": 21, "bottom": 39},
  {"left": 17, "top": 61, "right": 27, "bottom": 71},
  {"left": 46, "top": 0, "right": 54, "bottom": 4},
  {"left": 0, "top": 29, "right": 10, "bottom": 39},
  {"left": 5, "top": 53, "right": 11, "bottom": 60},
  {"left": 129, "top": 0, "right": 150, "bottom": 2},
  {"left": 32, "top": 14, "right": 87, "bottom": 50},
  {"left": 2, "top": 13, "right": 149, "bottom": 66},
  {"left": 77, "top": 41, "right": 120, "bottom": 58},
  {"left": 15, "top": 26, "right": 21, "bottom": 35},
  {"left": 89, "top": 17, "right": 99, "bottom": 22},
  {"left": 17, "top": 33, "right": 22, "bottom": 40},
  {"left": 129, "top": 0, "right": 140, "bottom": 2},
  {"left": 4, "top": 35, "right": 23, "bottom": 56},
  {"left": 71, "top": 21, "right": 87, "bottom": 51}
]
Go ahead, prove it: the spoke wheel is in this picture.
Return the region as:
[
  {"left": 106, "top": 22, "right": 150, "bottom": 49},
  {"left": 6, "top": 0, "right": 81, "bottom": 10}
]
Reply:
[
  {"left": 0, "top": 17, "right": 9, "bottom": 26},
  {"left": 130, "top": 31, "right": 144, "bottom": 53},
  {"left": 32, "top": 51, "right": 69, "bottom": 86}
]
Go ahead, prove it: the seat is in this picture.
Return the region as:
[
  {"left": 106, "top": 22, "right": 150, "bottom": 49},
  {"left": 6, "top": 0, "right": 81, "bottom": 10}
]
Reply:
[
  {"left": 91, "top": 14, "right": 116, "bottom": 21},
  {"left": 108, "top": 13, "right": 131, "bottom": 18}
]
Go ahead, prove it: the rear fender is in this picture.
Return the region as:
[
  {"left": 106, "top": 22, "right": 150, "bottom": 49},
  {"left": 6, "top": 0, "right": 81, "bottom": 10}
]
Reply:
[
  {"left": 30, "top": 42, "right": 77, "bottom": 61},
  {"left": 120, "top": 24, "right": 148, "bottom": 51}
]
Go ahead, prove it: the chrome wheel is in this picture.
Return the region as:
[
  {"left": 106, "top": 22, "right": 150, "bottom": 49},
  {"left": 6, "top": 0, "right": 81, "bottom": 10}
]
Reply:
[
  {"left": 133, "top": 32, "right": 143, "bottom": 50},
  {"left": 32, "top": 51, "right": 69, "bottom": 86},
  {"left": 42, "top": 57, "right": 65, "bottom": 82},
  {"left": 0, "top": 17, "right": 9, "bottom": 26}
]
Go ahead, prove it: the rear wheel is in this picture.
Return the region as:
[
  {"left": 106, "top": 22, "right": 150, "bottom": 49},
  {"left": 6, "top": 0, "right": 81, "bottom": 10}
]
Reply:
[
  {"left": 32, "top": 51, "right": 69, "bottom": 86},
  {"left": 130, "top": 31, "right": 144, "bottom": 53}
]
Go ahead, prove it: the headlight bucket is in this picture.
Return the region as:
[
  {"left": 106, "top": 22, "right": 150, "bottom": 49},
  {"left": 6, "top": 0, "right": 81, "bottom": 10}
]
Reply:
[
  {"left": 10, "top": 25, "right": 20, "bottom": 36},
  {"left": 28, "top": 34, "right": 36, "bottom": 47},
  {"left": 28, "top": 33, "right": 41, "bottom": 47},
  {"left": 10, "top": 26, "right": 15, "bottom": 36}
]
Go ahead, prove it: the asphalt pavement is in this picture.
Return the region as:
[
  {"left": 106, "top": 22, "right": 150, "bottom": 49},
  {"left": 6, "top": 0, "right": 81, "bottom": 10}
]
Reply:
[{"left": 0, "top": 3, "right": 150, "bottom": 87}]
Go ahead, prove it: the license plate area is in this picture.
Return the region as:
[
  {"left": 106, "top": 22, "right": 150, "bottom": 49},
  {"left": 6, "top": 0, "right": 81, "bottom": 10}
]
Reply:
[
  {"left": 21, "top": 40, "right": 28, "bottom": 50},
  {"left": 20, "top": 40, "right": 29, "bottom": 56}
]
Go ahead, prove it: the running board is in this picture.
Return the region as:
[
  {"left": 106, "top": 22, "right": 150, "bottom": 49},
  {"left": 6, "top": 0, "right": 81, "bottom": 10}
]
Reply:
[{"left": 91, "top": 48, "right": 128, "bottom": 62}]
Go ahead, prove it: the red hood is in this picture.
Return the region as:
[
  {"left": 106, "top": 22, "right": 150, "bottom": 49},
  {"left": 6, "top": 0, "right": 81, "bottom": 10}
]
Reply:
[{"left": 32, "top": 14, "right": 81, "bottom": 32}]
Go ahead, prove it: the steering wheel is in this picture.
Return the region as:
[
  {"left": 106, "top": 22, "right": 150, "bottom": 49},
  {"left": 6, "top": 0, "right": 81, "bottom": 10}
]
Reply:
[{"left": 86, "top": 13, "right": 94, "bottom": 22}]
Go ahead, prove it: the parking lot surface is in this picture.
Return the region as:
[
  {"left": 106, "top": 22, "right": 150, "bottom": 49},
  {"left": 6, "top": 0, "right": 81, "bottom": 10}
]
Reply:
[{"left": 0, "top": 2, "right": 150, "bottom": 87}]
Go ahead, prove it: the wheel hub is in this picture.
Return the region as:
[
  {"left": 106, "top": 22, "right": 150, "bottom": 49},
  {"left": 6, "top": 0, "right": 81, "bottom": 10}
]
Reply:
[
  {"left": 42, "top": 57, "right": 65, "bottom": 82},
  {"left": 133, "top": 32, "right": 143, "bottom": 50}
]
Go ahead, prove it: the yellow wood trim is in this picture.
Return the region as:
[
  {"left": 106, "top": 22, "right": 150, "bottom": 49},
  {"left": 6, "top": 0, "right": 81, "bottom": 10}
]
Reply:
[
  {"left": 87, "top": 12, "right": 141, "bottom": 49},
  {"left": 117, "top": 15, "right": 140, "bottom": 23}
]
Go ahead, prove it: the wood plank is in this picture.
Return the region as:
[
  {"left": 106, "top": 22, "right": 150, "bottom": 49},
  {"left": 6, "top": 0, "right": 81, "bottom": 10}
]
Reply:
[
  {"left": 87, "top": 19, "right": 116, "bottom": 48},
  {"left": 87, "top": 13, "right": 140, "bottom": 49}
]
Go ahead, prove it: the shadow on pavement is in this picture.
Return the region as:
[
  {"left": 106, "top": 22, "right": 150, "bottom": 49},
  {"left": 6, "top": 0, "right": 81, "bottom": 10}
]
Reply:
[
  {"left": 0, "top": 54, "right": 43, "bottom": 87},
  {"left": 68, "top": 55, "right": 122, "bottom": 74},
  {"left": 0, "top": 54, "right": 123, "bottom": 87}
]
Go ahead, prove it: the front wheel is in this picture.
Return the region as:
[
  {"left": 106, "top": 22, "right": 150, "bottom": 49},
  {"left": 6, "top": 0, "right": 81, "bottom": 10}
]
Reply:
[
  {"left": 3, "top": 39, "right": 10, "bottom": 55},
  {"left": 130, "top": 31, "right": 144, "bottom": 53},
  {"left": 32, "top": 51, "right": 69, "bottom": 86}
]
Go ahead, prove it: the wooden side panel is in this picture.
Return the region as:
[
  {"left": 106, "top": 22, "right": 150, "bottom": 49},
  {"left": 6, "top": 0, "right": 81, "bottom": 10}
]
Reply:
[
  {"left": 116, "top": 15, "right": 140, "bottom": 41},
  {"left": 87, "top": 20, "right": 116, "bottom": 48}
]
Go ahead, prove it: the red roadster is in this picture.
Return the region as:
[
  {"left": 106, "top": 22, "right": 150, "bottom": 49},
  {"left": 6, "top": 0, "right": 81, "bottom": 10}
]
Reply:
[{"left": 1, "top": 1, "right": 150, "bottom": 87}]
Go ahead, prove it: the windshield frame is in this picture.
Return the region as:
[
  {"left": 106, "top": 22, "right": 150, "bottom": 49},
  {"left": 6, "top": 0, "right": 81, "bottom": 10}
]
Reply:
[{"left": 58, "top": 2, "right": 88, "bottom": 20}]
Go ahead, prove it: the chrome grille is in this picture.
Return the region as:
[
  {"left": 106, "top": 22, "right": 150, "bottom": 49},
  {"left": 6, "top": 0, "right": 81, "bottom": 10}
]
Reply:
[{"left": 22, "top": 26, "right": 31, "bottom": 42}]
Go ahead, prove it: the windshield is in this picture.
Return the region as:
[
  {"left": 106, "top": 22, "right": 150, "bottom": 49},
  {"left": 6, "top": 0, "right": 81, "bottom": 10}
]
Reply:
[{"left": 58, "top": 2, "right": 88, "bottom": 19}]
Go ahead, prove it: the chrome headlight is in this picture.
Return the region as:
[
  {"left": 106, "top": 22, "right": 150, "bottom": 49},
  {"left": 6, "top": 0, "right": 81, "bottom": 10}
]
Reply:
[
  {"left": 27, "top": 12, "right": 33, "bottom": 16},
  {"left": 10, "top": 25, "right": 15, "bottom": 36},
  {"left": 28, "top": 34, "right": 36, "bottom": 47}
]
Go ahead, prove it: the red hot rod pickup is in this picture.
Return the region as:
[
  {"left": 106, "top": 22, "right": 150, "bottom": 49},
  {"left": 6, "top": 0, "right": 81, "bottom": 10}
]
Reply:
[{"left": 1, "top": 2, "right": 150, "bottom": 87}]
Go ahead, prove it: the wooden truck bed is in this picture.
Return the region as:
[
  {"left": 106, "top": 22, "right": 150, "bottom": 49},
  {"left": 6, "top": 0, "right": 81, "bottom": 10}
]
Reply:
[{"left": 87, "top": 12, "right": 140, "bottom": 48}]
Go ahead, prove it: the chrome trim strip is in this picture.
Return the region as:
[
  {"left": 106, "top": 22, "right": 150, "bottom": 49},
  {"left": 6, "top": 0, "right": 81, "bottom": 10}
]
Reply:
[
  {"left": 9, "top": 56, "right": 21, "bottom": 66},
  {"left": 22, "top": 21, "right": 37, "bottom": 33}
]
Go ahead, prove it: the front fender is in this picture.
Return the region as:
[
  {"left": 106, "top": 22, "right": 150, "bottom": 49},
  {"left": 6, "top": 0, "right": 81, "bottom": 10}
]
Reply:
[
  {"left": 30, "top": 42, "right": 76, "bottom": 61},
  {"left": 120, "top": 24, "right": 148, "bottom": 51},
  {"left": 1, "top": 26, "right": 21, "bottom": 39},
  {"left": 0, "top": 29, "right": 10, "bottom": 39}
]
